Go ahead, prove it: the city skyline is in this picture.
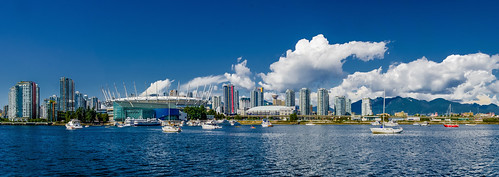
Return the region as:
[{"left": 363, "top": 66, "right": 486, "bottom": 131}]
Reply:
[{"left": 1, "top": 1, "right": 499, "bottom": 107}]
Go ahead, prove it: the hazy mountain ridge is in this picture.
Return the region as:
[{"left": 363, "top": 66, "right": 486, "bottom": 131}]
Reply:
[{"left": 351, "top": 96, "right": 499, "bottom": 115}]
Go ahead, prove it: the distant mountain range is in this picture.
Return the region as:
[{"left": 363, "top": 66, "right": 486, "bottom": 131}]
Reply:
[{"left": 351, "top": 96, "right": 499, "bottom": 115}]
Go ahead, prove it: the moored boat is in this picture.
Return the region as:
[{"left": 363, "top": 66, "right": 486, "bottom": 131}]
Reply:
[
  {"left": 261, "top": 119, "right": 273, "bottom": 127},
  {"left": 202, "top": 121, "right": 222, "bottom": 129},
  {"left": 162, "top": 125, "right": 181, "bottom": 133},
  {"left": 66, "top": 119, "right": 83, "bottom": 130}
]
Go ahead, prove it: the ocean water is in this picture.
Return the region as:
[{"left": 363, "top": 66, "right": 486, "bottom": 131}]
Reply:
[{"left": 0, "top": 124, "right": 497, "bottom": 176}]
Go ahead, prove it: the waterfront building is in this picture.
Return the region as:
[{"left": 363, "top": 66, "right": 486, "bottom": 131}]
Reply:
[
  {"left": 361, "top": 98, "right": 373, "bottom": 116},
  {"left": 44, "top": 98, "right": 58, "bottom": 122},
  {"left": 299, "top": 88, "right": 310, "bottom": 115},
  {"left": 238, "top": 97, "right": 251, "bottom": 115},
  {"left": 250, "top": 87, "right": 264, "bottom": 108},
  {"left": 317, "top": 88, "right": 329, "bottom": 116},
  {"left": 8, "top": 81, "right": 40, "bottom": 121},
  {"left": 88, "top": 97, "right": 99, "bottom": 110},
  {"left": 3, "top": 105, "right": 8, "bottom": 118},
  {"left": 60, "top": 77, "right": 75, "bottom": 112},
  {"left": 285, "top": 89, "right": 295, "bottom": 107},
  {"left": 211, "top": 96, "right": 222, "bottom": 113},
  {"left": 335, "top": 96, "right": 346, "bottom": 116},
  {"left": 223, "top": 84, "right": 238, "bottom": 115},
  {"left": 346, "top": 98, "right": 351, "bottom": 115},
  {"left": 75, "top": 91, "right": 87, "bottom": 109},
  {"left": 246, "top": 106, "right": 296, "bottom": 116}
]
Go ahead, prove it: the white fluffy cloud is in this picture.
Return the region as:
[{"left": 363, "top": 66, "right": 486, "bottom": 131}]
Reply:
[
  {"left": 224, "top": 59, "right": 255, "bottom": 90},
  {"left": 259, "top": 34, "right": 387, "bottom": 91},
  {"left": 140, "top": 79, "right": 173, "bottom": 96},
  {"left": 330, "top": 53, "right": 499, "bottom": 105},
  {"left": 181, "top": 58, "right": 255, "bottom": 92}
]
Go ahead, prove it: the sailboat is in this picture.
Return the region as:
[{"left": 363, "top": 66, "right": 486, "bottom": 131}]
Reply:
[
  {"left": 370, "top": 90, "right": 403, "bottom": 134},
  {"left": 443, "top": 104, "right": 459, "bottom": 127}
]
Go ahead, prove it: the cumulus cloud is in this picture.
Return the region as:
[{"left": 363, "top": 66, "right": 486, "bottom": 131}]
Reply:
[
  {"left": 259, "top": 34, "right": 388, "bottom": 91},
  {"left": 140, "top": 79, "right": 173, "bottom": 96},
  {"left": 330, "top": 53, "right": 499, "bottom": 105},
  {"left": 224, "top": 59, "right": 255, "bottom": 90},
  {"left": 181, "top": 58, "right": 255, "bottom": 93}
]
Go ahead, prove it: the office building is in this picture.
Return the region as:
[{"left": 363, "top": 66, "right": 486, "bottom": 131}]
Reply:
[
  {"left": 223, "top": 84, "right": 237, "bottom": 115},
  {"left": 317, "top": 88, "right": 329, "bottom": 116},
  {"left": 346, "top": 98, "right": 351, "bottom": 115},
  {"left": 3, "top": 105, "right": 8, "bottom": 118},
  {"left": 75, "top": 91, "right": 87, "bottom": 109},
  {"left": 250, "top": 87, "right": 264, "bottom": 108},
  {"left": 285, "top": 89, "right": 295, "bottom": 107},
  {"left": 88, "top": 97, "right": 99, "bottom": 110},
  {"left": 299, "top": 88, "right": 310, "bottom": 115},
  {"left": 361, "top": 98, "right": 373, "bottom": 116},
  {"left": 8, "top": 81, "right": 40, "bottom": 121},
  {"left": 212, "top": 96, "right": 222, "bottom": 113},
  {"left": 60, "top": 77, "right": 75, "bottom": 112}
]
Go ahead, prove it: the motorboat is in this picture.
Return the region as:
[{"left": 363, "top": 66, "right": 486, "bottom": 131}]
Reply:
[
  {"left": 465, "top": 124, "right": 477, "bottom": 126},
  {"left": 385, "top": 120, "right": 399, "bottom": 127},
  {"left": 443, "top": 123, "right": 459, "bottom": 127},
  {"left": 371, "top": 121, "right": 381, "bottom": 126},
  {"left": 133, "top": 118, "right": 162, "bottom": 126},
  {"left": 202, "top": 121, "right": 222, "bottom": 129},
  {"left": 229, "top": 120, "right": 241, "bottom": 126},
  {"left": 162, "top": 125, "right": 181, "bottom": 133},
  {"left": 66, "top": 119, "right": 83, "bottom": 130},
  {"left": 216, "top": 119, "right": 232, "bottom": 126},
  {"left": 420, "top": 121, "right": 430, "bottom": 126},
  {"left": 305, "top": 122, "right": 316, "bottom": 125},
  {"left": 413, "top": 122, "right": 420, "bottom": 126},
  {"left": 261, "top": 119, "right": 273, "bottom": 127}
]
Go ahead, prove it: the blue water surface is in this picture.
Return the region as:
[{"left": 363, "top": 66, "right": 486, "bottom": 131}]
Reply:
[{"left": 0, "top": 124, "right": 497, "bottom": 176}]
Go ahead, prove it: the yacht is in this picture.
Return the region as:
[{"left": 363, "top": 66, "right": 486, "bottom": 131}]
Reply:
[
  {"left": 216, "top": 119, "right": 232, "bottom": 126},
  {"left": 371, "top": 121, "right": 381, "bottom": 126},
  {"left": 370, "top": 90, "right": 403, "bottom": 134},
  {"left": 66, "top": 119, "right": 83, "bottom": 130},
  {"left": 229, "top": 120, "right": 241, "bottom": 126},
  {"left": 384, "top": 120, "right": 399, "bottom": 126},
  {"left": 420, "top": 121, "right": 430, "bottom": 126},
  {"left": 133, "top": 118, "right": 162, "bottom": 126},
  {"left": 261, "top": 119, "right": 273, "bottom": 127},
  {"left": 123, "top": 117, "right": 134, "bottom": 127},
  {"left": 162, "top": 125, "right": 182, "bottom": 133},
  {"left": 202, "top": 121, "right": 222, "bottom": 129}
]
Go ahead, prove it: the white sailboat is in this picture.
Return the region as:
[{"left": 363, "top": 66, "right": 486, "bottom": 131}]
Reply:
[{"left": 370, "top": 90, "right": 403, "bottom": 134}]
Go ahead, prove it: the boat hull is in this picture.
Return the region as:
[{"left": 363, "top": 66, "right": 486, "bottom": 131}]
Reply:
[
  {"left": 162, "top": 126, "right": 181, "bottom": 133},
  {"left": 370, "top": 127, "right": 403, "bottom": 134},
  {"left": 443, "top": 124, "right": 459, "bottom": 127}
]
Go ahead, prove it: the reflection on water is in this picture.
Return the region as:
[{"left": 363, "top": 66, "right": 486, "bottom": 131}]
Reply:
[{"left": 0, "top": 125, "right": 497, "bottom": 176}]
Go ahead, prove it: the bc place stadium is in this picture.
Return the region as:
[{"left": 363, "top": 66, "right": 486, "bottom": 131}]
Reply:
[{"left": 101, "top": 86, "right": 212, "bottom": 122}]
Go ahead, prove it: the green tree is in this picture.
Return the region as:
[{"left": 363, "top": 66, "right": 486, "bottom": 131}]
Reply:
[{"left": 289, "top": 113, "right": 298, "bottom": 122}]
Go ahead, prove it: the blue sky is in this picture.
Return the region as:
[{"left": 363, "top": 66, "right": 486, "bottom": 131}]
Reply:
[{"left": 1, "top": 0, "right": 499, "bottom": 107}]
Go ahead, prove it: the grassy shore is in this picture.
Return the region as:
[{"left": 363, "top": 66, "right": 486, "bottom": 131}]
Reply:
[{"left": 237, "top": 120, "right": 499, "bottom": 125}]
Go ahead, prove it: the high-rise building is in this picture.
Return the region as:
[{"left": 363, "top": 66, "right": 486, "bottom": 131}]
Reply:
[
  {"left": 8, "top": 81, "right": 40, "bottom": 121},
  {"left": 299, "top": 88, "right": 310, "bottom": 115},
  {"left": 239, "top": 97, "right": 251, "bottom": 110},
  {"left": 44, "top": 95, "right": 58, "bottom": 122},
  {"left": 211, "top": 96, "right": 222, "bottom": 113},
  {"left": 346, "top": 98, "right": 352, "bottom": 115},
  {"left": 285, "top": 89, "right": 295, "bottom": 107},
  {"left": 361, "top": 98, "right": 372, "bottom": 116},
  {"left": 317, "top": 88, "right": 329, "bottom": 116},
  {"left": 223, "top": 84, "right": 237, "bottom": 115},
  {"left": 75, "top": 91, "right": 87, "bottom": 109},
  {"left": 334, "top": 96, "right": 352, "bottom": 116},
  {"left": 334, "top": 96, "right": 346, "bottom": 116},
  {"left": 250, "top": 87, "right": 264, "bottom": 108},
  {"left": 3, "top": 105, "right": 8, "bottom": 118},
  {"left": 87, "top": 97, "right": 99, "bottom": 110},
  {"left": 60, "top": 77, "right": 75, "bottom": 112}
]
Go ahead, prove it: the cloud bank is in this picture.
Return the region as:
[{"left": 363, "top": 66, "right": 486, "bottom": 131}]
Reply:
[
  {"left": 259, "top": 34, "right": 388, "bottom": 91},
  {"left": 330, "top": 53, "right": 499, "bottom": 105}
]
